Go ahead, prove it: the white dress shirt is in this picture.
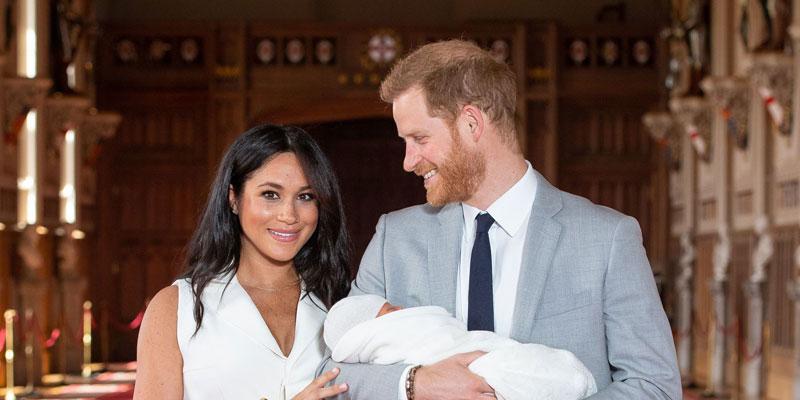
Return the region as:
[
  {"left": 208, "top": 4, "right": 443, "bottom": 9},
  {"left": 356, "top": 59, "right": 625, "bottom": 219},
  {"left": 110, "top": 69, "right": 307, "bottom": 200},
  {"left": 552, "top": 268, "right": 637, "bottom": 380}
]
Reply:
[
  {"left": 398, "top": 162, "right": 537, "bottom": 399},
  {"left": 456, "top": 162, "right": 537, "bottom": 338}
]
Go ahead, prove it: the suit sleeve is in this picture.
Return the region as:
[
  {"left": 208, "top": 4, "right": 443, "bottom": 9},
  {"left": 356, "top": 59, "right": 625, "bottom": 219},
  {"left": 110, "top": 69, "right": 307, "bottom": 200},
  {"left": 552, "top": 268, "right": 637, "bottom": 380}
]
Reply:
[
  {"left": 318, "top": 214, "right": 411, "bottom": 400},
  {"left": 587, "top": 216, "right": 682, "bottom": 400}
]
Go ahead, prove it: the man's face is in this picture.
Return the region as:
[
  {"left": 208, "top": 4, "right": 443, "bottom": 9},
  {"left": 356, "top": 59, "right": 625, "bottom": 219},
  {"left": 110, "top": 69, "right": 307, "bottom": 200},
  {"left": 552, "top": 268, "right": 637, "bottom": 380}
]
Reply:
[{"left": 393, "top": 88, "right": 485, "bottom": 206}]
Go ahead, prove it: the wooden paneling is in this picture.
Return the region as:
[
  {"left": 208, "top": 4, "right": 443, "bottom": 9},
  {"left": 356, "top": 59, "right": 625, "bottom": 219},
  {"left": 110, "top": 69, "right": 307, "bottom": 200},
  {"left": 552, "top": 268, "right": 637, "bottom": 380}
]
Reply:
[
  {"left": 558, "top": 104, "right": 657, "bottom": 252},
  {"left": 305, "top": 119, "right": 426, "bottom": 273},
  {"left": 95, "top": 92, "right": 208, "bottom": 361},
  {"left": 769, "top": 227, "right": 798, "bottom": 351},
  {"left": 692, "top": 234, "right": 715, "bottom": 385},
  {"left": 726, "top": 232, "right": 754, "bottom": 393}
]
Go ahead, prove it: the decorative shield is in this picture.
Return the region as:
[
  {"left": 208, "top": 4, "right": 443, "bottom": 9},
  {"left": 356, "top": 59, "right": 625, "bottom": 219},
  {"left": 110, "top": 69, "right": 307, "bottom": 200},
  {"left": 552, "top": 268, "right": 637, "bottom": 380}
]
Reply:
[
  {"left": 568, "top": 39, "right": 589, "bottom": 66},
  {"left": 180, "top": 38, "right": 200, "bottom": 64},
  {"left": 315, "top": 39, "right": 335, "bottom": 65},
  {"left": 147, "top": 39, "right": 171, "bottom": 63},
  {"left": 115, "top": 39, "right": 138, "bottom": 64},
  {"left": 367, "top": 31, "right": 401, "bottom": 65},
  {"left": 255, "top": 39, "right": 276, "bottom": 65},
  {"left": 489, "top": 39, "right": 510, "bottom": 63},
  {"left": 631, "top": 39, "right": 652, "bottom": 66},
  {"left": 599, "top": 39, "right": 620, "bottom": 66},
  {"left": 285, "top": 38, "right": 306, "bottom": 65}
]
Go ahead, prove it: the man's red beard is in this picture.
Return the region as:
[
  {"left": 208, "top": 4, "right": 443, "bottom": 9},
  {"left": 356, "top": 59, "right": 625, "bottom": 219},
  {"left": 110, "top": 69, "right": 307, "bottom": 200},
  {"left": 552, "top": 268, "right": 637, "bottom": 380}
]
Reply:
[{"left": 413, "top": 128, "right": 486, "bottom": 207}]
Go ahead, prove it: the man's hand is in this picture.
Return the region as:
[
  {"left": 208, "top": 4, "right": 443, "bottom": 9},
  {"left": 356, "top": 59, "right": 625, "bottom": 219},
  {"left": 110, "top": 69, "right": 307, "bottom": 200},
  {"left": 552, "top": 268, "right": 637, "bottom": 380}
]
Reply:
[{"left": 414, "top": 351, "right": 496, "bottom": 400}]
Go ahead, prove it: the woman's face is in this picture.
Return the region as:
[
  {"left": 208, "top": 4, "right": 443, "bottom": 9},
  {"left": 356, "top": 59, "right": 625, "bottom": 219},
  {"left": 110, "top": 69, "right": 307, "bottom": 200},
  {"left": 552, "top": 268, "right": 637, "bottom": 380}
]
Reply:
[{"left": 231, "top": 152, "right": 319, "bottom": 267}]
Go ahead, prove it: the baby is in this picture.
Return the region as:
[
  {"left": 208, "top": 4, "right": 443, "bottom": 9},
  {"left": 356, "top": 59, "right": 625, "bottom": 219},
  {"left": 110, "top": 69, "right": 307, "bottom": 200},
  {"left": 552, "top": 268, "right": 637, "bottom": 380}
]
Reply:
[{"left": 324, "top": 295, "right": 597, "bottom": 400}]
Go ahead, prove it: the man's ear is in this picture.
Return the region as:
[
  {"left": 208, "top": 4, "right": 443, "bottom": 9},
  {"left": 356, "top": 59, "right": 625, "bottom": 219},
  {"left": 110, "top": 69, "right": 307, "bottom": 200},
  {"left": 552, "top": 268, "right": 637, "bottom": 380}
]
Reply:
[
  {"left": 461, "top": 105, "right": 485, "bottom": 142},
  {"left": 228, "top": 185, "right": 238, "bottom": 215}
]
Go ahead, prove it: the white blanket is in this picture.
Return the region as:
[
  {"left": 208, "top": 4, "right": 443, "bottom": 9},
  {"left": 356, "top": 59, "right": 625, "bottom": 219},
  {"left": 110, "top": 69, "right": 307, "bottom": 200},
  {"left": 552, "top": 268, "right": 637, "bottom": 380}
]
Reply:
[{"left": 328, "top": 305, "right": 597, "bottom": 400}]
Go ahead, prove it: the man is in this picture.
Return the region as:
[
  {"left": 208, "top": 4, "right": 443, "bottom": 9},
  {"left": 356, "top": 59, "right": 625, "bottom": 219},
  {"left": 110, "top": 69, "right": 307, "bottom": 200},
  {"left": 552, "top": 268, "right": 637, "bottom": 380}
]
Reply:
[{"left": 321, "top": 39, "right": 681, "bottom": 400}]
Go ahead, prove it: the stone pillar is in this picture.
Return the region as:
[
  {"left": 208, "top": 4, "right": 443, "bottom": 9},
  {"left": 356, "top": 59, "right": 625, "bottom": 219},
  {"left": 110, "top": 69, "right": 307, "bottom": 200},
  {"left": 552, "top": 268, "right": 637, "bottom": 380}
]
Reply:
[{"left": 743, "top": 215, "right": 774, "bottom": 400}]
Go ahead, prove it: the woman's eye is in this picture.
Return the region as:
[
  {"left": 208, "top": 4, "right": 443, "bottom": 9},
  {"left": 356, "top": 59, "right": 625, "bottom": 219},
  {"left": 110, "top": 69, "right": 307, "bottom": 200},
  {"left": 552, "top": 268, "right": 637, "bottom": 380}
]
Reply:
[
  {"left": 262, "top": 191, "right": 279, "bottom": 200},
  {"left": 298, "top": 192, "right": 316, "bottom": 201}
]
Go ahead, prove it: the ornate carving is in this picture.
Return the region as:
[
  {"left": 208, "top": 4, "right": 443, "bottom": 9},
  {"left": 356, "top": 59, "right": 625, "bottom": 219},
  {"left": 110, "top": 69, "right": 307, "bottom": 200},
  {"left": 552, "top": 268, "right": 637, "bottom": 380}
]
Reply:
[
  {"left": 79, "top": 110, "right": 120, "bottom": 167},
  {"left": 749, "top": 52, "right": 793, "bottom": 135},
  {"left": 43, "top": 95, "right": 91, "bottom": 159},
  {"left": 750, "top": 214, "right": 774, "bottom": 284},
  {"left": 642, "top": 111, "right": 681, "bottom": 170},
  {"left": 669, "top": 96, "right": 711, "bottom": 162},
  {"left": 700, "top": 76, "right": 750, "bottom": 149},
  {"left": 676, "top": 232, "right": 695, "bottom": 291},
  {"left": 17, "top": 225, "right": 45, "bottom": 281},
  {"left": 56, "top": 231, "right": 81, "bottom": 280},
  {"left": 712, "top": 224, "right": 731, "bottom": 283},
  {"left": 3, "top": 77, "right": 53, "bottom": 132},
  {"left": 740, "top": 0, "right": 791, "bottom": 52}
]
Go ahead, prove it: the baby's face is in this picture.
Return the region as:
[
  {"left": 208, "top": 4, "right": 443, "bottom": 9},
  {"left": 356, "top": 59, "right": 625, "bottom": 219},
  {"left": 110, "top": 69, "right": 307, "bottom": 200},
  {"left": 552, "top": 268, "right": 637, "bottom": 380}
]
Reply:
[{"left": 376, "top": 302, "right": 403, "bottom": 317}]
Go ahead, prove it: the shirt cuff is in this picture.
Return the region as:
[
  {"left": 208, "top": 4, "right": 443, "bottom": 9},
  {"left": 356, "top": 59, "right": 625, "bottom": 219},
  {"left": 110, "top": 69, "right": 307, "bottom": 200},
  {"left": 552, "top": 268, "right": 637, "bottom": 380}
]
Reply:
[{"left": 397, "top": 365, "right": 414, "bottom": 400}]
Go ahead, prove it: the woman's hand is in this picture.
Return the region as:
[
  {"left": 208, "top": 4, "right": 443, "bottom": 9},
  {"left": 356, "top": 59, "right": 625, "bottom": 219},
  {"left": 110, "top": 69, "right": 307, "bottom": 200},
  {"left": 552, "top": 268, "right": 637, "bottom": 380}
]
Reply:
[{"left": 291, "top": 368, "right": 348, "bottom": 400}]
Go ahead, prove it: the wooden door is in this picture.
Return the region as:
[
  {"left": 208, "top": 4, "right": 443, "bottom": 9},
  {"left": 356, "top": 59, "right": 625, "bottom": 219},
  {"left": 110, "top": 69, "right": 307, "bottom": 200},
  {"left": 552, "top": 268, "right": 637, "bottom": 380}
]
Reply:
[
  {"left": 305, "top": 118, "right": 426, "bottom": 274},
  {"left": 95, "top": 92, "right": 209, "bottom": 361}
]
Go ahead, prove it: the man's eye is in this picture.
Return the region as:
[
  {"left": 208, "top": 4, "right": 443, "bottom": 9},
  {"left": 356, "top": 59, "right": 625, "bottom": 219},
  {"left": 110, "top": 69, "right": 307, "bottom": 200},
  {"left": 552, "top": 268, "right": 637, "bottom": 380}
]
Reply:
[
  {"left": 298, "top": 193, "right": 316, "bottom": 201},
  {"left": 413, "top": 136, "right": 427, "bottom": 144}
]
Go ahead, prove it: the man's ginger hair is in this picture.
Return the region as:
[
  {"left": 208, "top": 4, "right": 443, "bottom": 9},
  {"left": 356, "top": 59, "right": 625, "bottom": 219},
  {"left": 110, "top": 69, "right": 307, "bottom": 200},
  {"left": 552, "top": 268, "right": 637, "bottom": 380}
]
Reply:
[{"left": 379, "top": 39, "right": 517, "bottom": 143}]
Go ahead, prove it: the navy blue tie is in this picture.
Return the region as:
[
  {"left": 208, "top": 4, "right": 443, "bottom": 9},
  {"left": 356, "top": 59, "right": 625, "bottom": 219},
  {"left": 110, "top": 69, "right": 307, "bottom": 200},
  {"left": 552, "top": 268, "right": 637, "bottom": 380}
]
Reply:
[{"left": 468, "top": 212, "right": 494, "bottom": 331}]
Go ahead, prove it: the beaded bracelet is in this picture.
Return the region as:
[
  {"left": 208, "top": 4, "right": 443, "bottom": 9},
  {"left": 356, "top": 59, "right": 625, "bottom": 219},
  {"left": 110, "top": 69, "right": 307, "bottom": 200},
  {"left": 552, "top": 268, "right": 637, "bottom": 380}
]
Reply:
[{"left": 405, "top": 365, "right": 422, "bottom": 400}]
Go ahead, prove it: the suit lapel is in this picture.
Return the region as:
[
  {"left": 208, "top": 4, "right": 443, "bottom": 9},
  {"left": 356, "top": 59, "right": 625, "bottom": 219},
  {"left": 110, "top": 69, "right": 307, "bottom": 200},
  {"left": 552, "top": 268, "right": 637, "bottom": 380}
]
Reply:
[
  {"left": 428, "top": 203, "right": 463, "bottom": 315},
  {"left": 510, "top": 171, "right": 563, "bottom": 341}
]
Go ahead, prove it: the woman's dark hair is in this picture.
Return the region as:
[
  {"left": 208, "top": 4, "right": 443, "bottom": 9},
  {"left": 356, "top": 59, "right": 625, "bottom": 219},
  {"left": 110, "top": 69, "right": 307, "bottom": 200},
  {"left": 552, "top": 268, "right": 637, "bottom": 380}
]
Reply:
[{"left": 181, "top": 124, "right": 351, "bottom": 332}]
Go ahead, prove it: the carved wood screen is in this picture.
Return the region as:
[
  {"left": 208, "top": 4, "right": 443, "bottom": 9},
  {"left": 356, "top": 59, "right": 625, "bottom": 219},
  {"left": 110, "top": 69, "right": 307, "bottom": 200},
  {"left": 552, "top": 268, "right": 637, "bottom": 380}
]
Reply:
[{"left": 769, "top": 227, "right": 798, "bottom": 351}]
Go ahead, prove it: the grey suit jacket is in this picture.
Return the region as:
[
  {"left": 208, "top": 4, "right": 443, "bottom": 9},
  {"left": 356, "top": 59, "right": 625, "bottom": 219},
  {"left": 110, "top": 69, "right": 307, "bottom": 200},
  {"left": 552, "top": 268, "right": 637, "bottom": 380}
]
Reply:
[{"left": 321, "top": 170, "right": 681, "bottom": 399}]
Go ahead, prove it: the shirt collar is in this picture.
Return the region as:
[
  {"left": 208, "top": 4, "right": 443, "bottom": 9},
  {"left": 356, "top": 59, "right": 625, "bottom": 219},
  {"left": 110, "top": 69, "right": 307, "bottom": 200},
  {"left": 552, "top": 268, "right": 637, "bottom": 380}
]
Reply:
[{"left": 462, "top": 161, "right": 537, "bottom": 237}]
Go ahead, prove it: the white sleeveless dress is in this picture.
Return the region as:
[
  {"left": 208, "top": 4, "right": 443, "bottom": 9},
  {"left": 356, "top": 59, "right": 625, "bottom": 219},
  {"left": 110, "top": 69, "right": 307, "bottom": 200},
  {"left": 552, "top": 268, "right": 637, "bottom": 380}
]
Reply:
[{"left": 174, "top": 274, "right": 328, "bottom": 400}]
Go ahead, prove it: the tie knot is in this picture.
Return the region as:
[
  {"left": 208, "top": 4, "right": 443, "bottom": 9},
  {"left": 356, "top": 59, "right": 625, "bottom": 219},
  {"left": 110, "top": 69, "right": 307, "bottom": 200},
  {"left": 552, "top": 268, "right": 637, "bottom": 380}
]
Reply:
[{"left": 475, "top": 213, "right": 494, "bottom": 234}]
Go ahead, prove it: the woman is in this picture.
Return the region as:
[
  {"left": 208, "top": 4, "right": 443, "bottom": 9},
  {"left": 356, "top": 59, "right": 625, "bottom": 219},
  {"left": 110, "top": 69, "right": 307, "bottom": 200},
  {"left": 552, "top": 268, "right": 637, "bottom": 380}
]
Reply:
[{"left": 135, "top": 124, "right": 351, "bottom": 399}]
